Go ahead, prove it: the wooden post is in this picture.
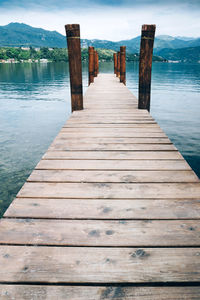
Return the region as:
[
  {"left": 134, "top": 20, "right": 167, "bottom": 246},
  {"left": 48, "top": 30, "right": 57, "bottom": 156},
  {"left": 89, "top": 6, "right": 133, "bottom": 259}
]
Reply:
[
  {"left": 120, "top": 46, "right": 126, "bottom": 85},
  {"left": 138, "top": 24, "right": 156, "bottom": 111},
  {"left": 97, "top": 52, "right": 99, "bottom": 75},
  {"left": 88, "top": 46, "right": 95, "bottom": 85},
  {"left": 113, "top": 53, "right": 117, "bottom": 75},
  {"left": 65, "top": 24, "right": 83, "bottom": 111},
  {"left": 117, "top": 51, "right": 120, "bottom": 78},
  {"left": 94, "top": 50, "right": 98, "bottom": 77}
]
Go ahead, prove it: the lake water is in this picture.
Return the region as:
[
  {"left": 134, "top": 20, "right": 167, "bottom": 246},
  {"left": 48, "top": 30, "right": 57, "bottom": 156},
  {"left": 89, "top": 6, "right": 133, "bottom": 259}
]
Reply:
[{"left": 0, "top": 61, "right": 200, "bottom": 217}]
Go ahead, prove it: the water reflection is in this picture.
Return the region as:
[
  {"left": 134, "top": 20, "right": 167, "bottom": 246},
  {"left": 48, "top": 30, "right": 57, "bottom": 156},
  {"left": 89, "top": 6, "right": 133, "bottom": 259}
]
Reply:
[{"left": 0, "top": 61, "right": 199, "bottom": 216}]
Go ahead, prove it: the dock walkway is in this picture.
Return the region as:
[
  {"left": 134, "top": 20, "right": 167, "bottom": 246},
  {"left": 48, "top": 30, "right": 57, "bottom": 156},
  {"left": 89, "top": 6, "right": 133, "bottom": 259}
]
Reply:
[{"left": 0, "top": 74, "right": 200, "bottom": 299}]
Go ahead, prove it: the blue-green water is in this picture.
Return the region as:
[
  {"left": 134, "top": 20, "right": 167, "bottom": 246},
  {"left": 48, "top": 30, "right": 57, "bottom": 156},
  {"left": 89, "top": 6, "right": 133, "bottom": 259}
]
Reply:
[{"left": 0, "top": 61, "right": 200, "bottom": 216}]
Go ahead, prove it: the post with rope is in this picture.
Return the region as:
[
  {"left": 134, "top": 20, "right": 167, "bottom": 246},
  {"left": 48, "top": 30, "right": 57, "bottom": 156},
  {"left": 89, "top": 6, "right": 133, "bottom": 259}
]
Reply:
[
  {"left": 88, "top": 46, "right": 95, "bottom": 85},
  {"left": 120, "top": 46, "right": 126, "bottom": 85},
  {"left": 65, "top": 24, "right": 83, "bottom": 111},
  {"left": 138, "top": 24, "right": 156, "bottom": 111}
]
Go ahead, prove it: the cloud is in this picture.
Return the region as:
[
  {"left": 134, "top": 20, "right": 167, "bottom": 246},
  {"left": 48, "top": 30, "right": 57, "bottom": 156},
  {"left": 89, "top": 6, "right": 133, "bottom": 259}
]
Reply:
[{"left": 0, "top": 0, "right": 200, "bottom": 40}]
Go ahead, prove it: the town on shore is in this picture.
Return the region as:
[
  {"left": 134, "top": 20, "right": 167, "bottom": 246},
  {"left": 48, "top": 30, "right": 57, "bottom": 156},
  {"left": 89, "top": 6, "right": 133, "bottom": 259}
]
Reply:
[{"left": 0, "top": 46, "right": 167, "bottom": 64}]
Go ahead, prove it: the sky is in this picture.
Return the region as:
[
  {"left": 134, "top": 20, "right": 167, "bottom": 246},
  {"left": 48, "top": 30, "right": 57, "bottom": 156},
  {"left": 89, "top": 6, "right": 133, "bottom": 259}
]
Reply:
[{"left": 0, "top": 0, "right": 200, "bottom": 41}]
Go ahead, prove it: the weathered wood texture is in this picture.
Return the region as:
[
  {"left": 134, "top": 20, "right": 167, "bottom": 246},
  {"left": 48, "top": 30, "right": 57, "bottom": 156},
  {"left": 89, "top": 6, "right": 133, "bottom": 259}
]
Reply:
[
  {"left": 120, "top": 46, "right": 126, "bottom": 84},
  {"left": 1, "top": 74, "right": 200, "bottom": 297},
  {"left": 114, "top": 52, "right": 117, "bottom": 75},
  {"left": 117, "top": 51, "right": 120, "bottom": 77},
  {"left": 138, "top": 24, "right": 156, "bottom": 111},
  {"left": 0, "top": 246, "right": 200, "bottom": 283},
  {"left": 88, "top": 46, "right": 94, "bottom": 85},
  {"left": 65, "top": 24, "right": 83, "bottom": 111},
  {"left": 94, "top": 50, "right": 98, "bottom": 77},
  {"left": 1, "top": 285, "right": 200, "bottom": 300}
]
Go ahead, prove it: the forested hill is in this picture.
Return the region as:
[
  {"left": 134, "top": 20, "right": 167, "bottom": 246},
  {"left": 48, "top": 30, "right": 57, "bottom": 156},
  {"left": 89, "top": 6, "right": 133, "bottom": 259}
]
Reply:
[
  {"left": 157, "top": 46, "right": 200, "bottom": 63},
  {"left": 1, "top": 23, "right": 200, "bottom": 52}
]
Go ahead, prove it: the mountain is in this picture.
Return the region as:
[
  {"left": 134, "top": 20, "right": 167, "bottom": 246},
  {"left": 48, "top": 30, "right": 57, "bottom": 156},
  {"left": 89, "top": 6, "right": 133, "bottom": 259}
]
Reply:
[
  {"left": 0, "top": 23, "right": 66, "bottom": 47},
  {"left": 157, "top": 46, "right": 200, "bottom": 63},
  {"left": 0, "top": 23, "right": 200, "bottom": 55}
]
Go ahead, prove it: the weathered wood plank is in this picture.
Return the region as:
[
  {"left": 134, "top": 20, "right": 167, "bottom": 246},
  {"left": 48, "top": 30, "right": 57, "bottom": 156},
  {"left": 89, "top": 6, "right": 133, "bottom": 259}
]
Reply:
[
  {"left": 64, "top": 123, "right": 160, "bottom": 128},
  {"left": 49, "top": 143, "right": 176, "bottom": 151},
  {"left": 43, "top": 150, "right": 183, "bottom": 160},
  {"left": 5, "top": 198, "right": 200, "bottom": 219},
  {"left": 0, "top": 246, "right": 200, "bottom": 282},
  {"left": 1, "top": 219, "right": 200, "bottom": 246},
  {"left": 1, "top": 285, "right": 200, "bottom": 300},
  {"left": 27, "top": 170, "right": 198, "bottom": 183},
  {"left": 36, "top": 159, "right": 189, "bottom": 170},
  {"left": 59, "top": 131, "right": 167, "bottom": 138},
  {"left": 17, "top": 182, "right": 200, "bottom": 199},
  {"left": 61, "top": 127, "right": 164, "bottom": 133},
  {"left": 54, "top": 137, "right": 172, "bottom": 144}
]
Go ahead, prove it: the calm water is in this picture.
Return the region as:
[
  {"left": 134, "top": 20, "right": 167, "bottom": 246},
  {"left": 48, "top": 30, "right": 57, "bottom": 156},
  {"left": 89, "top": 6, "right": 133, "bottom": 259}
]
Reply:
[{"left": 0, "top": 61, "right": 200, "bottom": 216}]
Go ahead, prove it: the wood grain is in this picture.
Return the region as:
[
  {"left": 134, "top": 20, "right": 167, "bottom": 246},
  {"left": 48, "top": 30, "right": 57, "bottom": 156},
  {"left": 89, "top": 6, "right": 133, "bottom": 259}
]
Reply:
[
  {"left": 5, "top": 198, "right": 200, "bottom": 219},
  {"left": 0, "top": 246, "right": 200, "bottom": 283},
  {"left": 1, "top": 219, "right": 200, "bottom": 246},
  {"left": 1, "top": 285, "right": 200, "bottom": 300},
  {"left": 28, "top": 170, "right": 198, "bottom": 183},
  {"left": 43, "top": 150, "right": 183, "bottom": 160},
  {"left": 36, "top": 159, "right": 190, "bottom": 170},
  {"left": 17, "top": 182, "right": 200, "bottom": 199}
]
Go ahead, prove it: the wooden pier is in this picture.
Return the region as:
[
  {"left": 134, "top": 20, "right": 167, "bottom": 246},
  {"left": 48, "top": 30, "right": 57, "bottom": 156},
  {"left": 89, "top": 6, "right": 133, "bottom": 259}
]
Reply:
[{"left": 0, "top": 73, "right": 200, "bottom": 299}]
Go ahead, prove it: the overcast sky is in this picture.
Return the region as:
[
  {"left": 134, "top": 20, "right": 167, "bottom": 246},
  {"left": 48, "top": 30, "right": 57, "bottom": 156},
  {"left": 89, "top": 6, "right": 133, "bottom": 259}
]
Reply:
[{"left": 0, "top": 0, "right": 199, "bottom": 41}]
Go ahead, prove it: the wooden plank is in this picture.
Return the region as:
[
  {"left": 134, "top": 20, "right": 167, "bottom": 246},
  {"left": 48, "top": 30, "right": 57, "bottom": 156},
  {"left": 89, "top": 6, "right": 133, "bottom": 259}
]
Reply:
[
  {"left": 64, "top": 123, "right": 160, "bottom": 128},
  {"left": 5, "top": 198, "right": 200, "bottom": 219},
  {"left": 70, "top": 115, "right": 154, "bottom": 119},
  {"left": 17, "top": 182, "right": 200, "bottom": 199},
  {"left": 36, "top": 159, "right": 189, "bottom": 170},
  {"left": 59, "top": 131, "right": 167, "bottom": 138},
  {"left": 1, "top": 285, "right": 200, "bottom": 300},
  {"left": 27, "top": 170, "right": 198, "bottom": 183},
  {"left": 1, "top": 219, "right": 200, "bottom": 246},
  {"left": 61, "top": 127, "right": 164, "bottom": 133},
  {"left": 54, "top": 137, "right": 172, "bottom": 144},
  {"left": 49, "top": 143, "right": 176, "bottom": 151},
  {"left": 43, "top": 150, "right": 183, "bottom": 160},
  {"left": 0, "top": 246, "right": 200, "bottom": 283}
]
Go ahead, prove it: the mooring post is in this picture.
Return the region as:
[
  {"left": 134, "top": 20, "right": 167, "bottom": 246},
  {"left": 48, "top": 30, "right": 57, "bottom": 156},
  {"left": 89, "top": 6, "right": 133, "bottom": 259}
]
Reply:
[
  {"left": 97, "top": 52, "right": 99, "bottom": 75},
  {"left": 94, "top": 50, "right": 98, "bottom": 77},
  {"left": 88, "top": 46, "right": 95, "bottom": 85},
  {"left": 120, "top": 46, "right": 126, "bottom": 85},
  {"left": 138, "top": 24, "right": 156, "bottom": 111},
  {"left": 65, "top": 24, "right": 83, "bottom": 111},
  {"left": 113, "top": 53, "right": 117, "bottom": 75},
  {"left": 117, "top": 51, "right": 120, "bottom": 78}
]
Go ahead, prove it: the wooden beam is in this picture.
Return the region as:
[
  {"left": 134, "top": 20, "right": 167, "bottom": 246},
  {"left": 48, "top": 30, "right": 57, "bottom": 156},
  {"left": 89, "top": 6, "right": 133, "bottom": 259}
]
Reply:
[
  {"left": 138, "top": 24, "right": 156, "bottom": 111},
  {"left": 88, "top": 46, "right": 95, "bottom": 85},
  {"left": 117, "top": 51, "right": 120, "bottom": 78},
  {"left": 94, "top": 50, "right": 98, "bottom": 77},
  {"left": 97, "top": 51, "right": 99, "bottom": 75},
  {"left": 113, "top": 53, "right": 117, "bottom": 75},
  {"left": 65, "top": 24, "right": 83, "bottom": 111},
  {"left": 120, "top": 46, "right": 126, "bottom": 85}
]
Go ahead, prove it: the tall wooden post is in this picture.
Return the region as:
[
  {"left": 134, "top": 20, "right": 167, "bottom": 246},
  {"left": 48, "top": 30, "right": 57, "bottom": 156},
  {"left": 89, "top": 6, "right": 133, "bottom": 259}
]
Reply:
[
  {"left": 113, "top": 53, "right": 117, "bottom": 75},
  {"left": 88, "top": 46, "right": 95, "bottom": 85},
  {"left": 120, "top": 46, "right": 126, "bottom": 85},
  {"left": 65, "top": 24, "right": 83, "bottom": 111},
  {"left": 97, "top": 52, "right": 99, "bottom": 75},
  {"left": 138, "top": 24, "right": 156, "bottom": 111},
  {"left": 94, "top": 50, "right": 98, "bottom": 77},
  {"left": 117, "top": 51, "right": 120, "bottom": 78}
]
